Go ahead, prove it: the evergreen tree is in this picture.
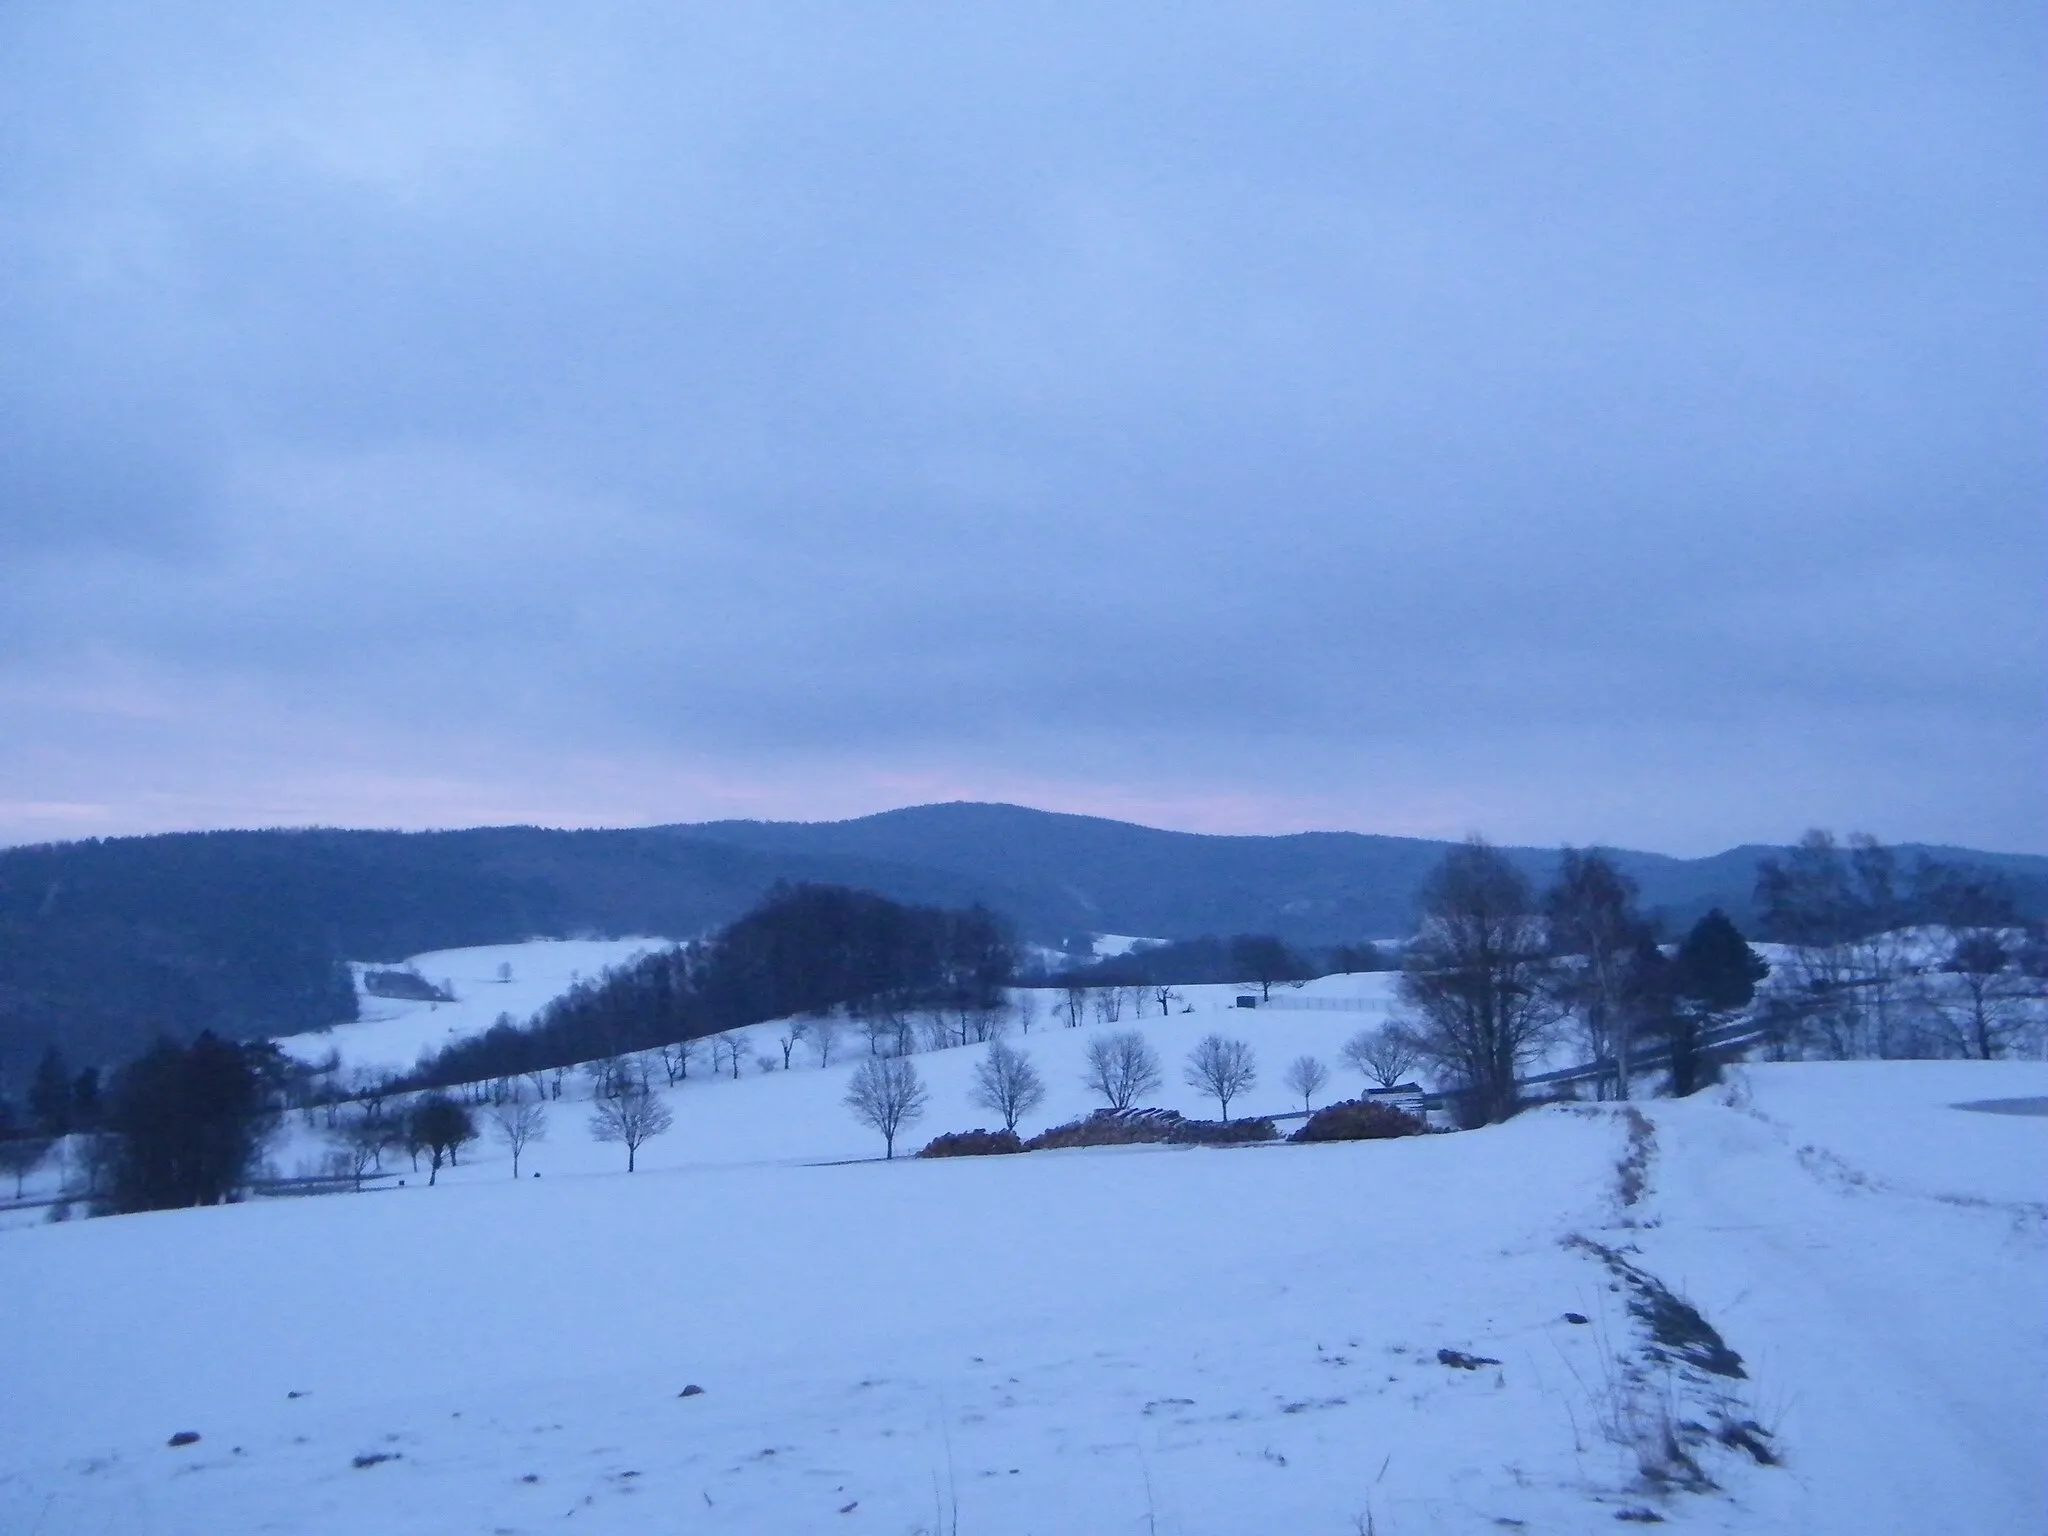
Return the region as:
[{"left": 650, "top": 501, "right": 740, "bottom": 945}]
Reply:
[
  {"left": 105, "top": 1033, "right": 272, "bottom": 1212},
  {"left": 1673, "top": 910, "right": 1769, "bottom": 1013},
  {"left": 1656, "top": 910, "right": 1769, "bottom": 1095},
  {"left": 70, "top": 1066, "right": 102, "bottom": 1132},
  {"left": 1622, "top": 937, "right": 1683, "bottom": 1092},
  {"left": 29, "top": 1045, "right": 72, "bottom": 1138}
]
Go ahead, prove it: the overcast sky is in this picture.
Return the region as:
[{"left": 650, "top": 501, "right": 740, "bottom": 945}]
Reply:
[{"left": 3, "top": 4, "right": 2042, "bottom": 856}]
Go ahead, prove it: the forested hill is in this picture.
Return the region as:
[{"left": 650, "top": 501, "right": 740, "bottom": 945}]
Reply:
[
  {"left": 4, "top": 806, "right": 2044, "bottom": 1075},
  {"left": 0, "top": 826, "right": 1054, "bottom": 1073},
  {"left": 674, "top": 803, "right": 2048, "bottom": 947}
]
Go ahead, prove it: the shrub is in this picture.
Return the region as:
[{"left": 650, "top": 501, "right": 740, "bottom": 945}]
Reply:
[
  {"left": 1169, "top": 1116, "right": 1277, "bottom": 1145},
  {"left": 1288, "top": 1098, "right": 1426, "bottom": 1143},
  {"left": 917, "top": 1128, "right": 1025, "bottom": 1158},
  {"left": 1024, "top": 1107, "right": 1184, "bottom": 1150},
  {"left": 1019, "top": 1108, "right": 1279, "bottom": 1150}
]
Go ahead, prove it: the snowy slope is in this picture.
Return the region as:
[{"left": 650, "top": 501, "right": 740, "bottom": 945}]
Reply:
[
  {"left": 274, "top": 939, "right": 673, "bottom": 1075},
  {"left": 0, "top": 970, "right": 1408, "bottom": 1209},
  {"left": 1620, "top": 1062, "right": 2048, "bottom": 1533},
  {"left": 3, "top": 1047, "right": 2043, "bottom": 1533},
  {"left": 260, "top": 975, "right": 1409, "bottom": 1182}
]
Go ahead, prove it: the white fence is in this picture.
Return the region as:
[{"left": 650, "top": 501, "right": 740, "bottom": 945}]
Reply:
[{"left": 1245, "top": 995, "right": 1378, "bottom": 1012}]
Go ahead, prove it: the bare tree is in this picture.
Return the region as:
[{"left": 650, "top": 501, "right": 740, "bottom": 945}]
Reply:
[
  {"left": 1545, "top": 848, "right": 1650, "bottom": 1100},
  {"left": 1082, "top": 1031, "right": 1163, "bottom": 1110},
  {"left": 1152, "top": 984, "right": 1180, "bottom": 1017},
  {"left": 1283, "top": 1054, "right": 1329, "bottom": 1112},
  {"left": 778, "top": 1020, "right": 809, "bottom": 1069},
  {"left": 326, "top": 1112, "right": 386, "bottom": 1191},
  {"left": 1059, "top": 983, "right": 1088, "bottom": 1029},
  {"left": 714, "top": 1032, "right": 747, "bottom": 1080},
  {"left": 1092, "top": 987, "right": 1124, "bottom": 1025},
  {"left": 658, "top": 1039, "right": 696, "bottom": 1086},
  {"left": 1230, "top": 935, "right": 1299, "bottom": 1001},
  {"left": 844, "top": 1057, "right": 928, "bottom": 1158},
  {"left": 947, "top": 996, "right": 976, "bottom": 1047},
  {"left": 490, "top": 1096, "right": 548, "bottom": 1176},
  {"left": 860, "top": 1012, "right": 894, "bottom": 1056},
  {"left": 305, "top": 1049, "right": 344, "bottom": 1128},
  {"left": 1014, "top": 990, "right": 1039, "bottom": 1035},
  {"left": 1926, "top": 932, "right": 2042, "bottom": 1060},
  {"left": 1399, "top": 838, "right": 1559, "bottom": 1125},
  {"left": 808, "top": 1016, "right": 842, "bottom": 1066},
  {"left": 971, "top": 1039, "right": 1046, "bottom": 1133},
  {"left": 583, "top": 1054, "right": 631, "bottom": 1099},
  {"left": 0, "top": 1137, "right": 50, "bottom": 1199},
  {"left": 588, "top": 1087, "right": 673, "bottom": 1171},
  {"left": 891, "top": 1012, "right": 920, "bottom": 1057},
  {"left": 66, "top": 1131, "right": 115, "bottom": 1199},
  {"left": 1341, "top": 1026, "right": 1421, "bottom": 1090},
  {"left": 1754, "top": 830, "right": 1931, "bottom": 1059},
  {"left": 350, "top": 1068, "right": 394, "bottom": 1122},
  {"left": 1184, "top": 1035, "right": 1257, "bottom": 1122},
  {"left": 969, "top": 1001, "right": 1007, "bottom": 1043}
]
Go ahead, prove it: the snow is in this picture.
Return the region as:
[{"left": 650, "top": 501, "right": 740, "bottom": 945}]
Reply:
[
  {"left": 1622, "top": 1061, "right": 2048, "bottom": 1533},
  {"left": 5, "top": 988, "right": 2045, "bottom": 1533},
  {"left": 1091, "top": 933, "right": 1165, "bottom": 958},
  {"left": 274, "top": 939, "right": 673, "bottom": 1075},
  {"left": 1718, "top": 1059, "right": 2048, "bottom": 1208},
  {"left": 9, "top": 936, "right": 2046, "bottom": 1531},
  {"left": 261, "top": 976, "right": 1410, "bottom": 1181}
]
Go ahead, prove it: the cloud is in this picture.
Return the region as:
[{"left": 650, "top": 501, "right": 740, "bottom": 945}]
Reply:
[{"left": 2, "top": 3, "right": 2042, "bottom": 854}]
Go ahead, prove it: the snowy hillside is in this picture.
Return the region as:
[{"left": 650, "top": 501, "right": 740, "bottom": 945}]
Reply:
[
  {"left": 275, "top": 939, "right": 674, "bottom": 1075},
  {"left": 3, "top": 1024, "right": 2043, "bottom": 1532},
  {"left": 267, "top": 972, "right": 1407, "bottom": 1182}
]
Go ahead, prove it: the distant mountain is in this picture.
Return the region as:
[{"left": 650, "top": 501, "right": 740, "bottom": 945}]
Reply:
[
  {"left": 672, "top": 802, "right": 2048, "bottom": 945},
  {"left": 4, "top": 804, "right": 2043, "bottom": 1076}
]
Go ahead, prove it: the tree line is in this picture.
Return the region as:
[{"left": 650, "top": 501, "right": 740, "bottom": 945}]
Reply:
[
  {"left": 8, "top": 831, "right": 2034, "bottom": 1211},
  {"left": 1050, "top": 933, "right": 1388, "bottom": 994},
  {"left": 1750, "top": 831, "right": 2044, "bottom": 1062},
  {"left": 1389, "top": 830, "right": 2043, "bottom": 1126},
  {"left": 401, "top": 883, "right": 1016, "bottom": 1091}
]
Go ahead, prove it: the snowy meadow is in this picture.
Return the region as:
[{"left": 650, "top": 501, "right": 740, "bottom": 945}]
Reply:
[{"left": 1, "top": 938, "right": 2042, "bottom": 1534}]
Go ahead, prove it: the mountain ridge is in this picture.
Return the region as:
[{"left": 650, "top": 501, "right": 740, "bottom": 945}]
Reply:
[{"left": 5, "top": 803, "right": 2043, "bottom": 1074}]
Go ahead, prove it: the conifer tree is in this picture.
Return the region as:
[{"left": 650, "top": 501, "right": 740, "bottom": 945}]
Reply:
[
  {"left": 1656, "top": 910, "right": 1769, "bottom": 1095},
  {"left": 29, "top": 1046, "right": 72, "bottom": 1138},
  {"left": 1672, "top": 910, "right": 1769, "bottom": 1013},
  {"left": 105, "top": 1033, "right": 272, "bottom": 1211}
]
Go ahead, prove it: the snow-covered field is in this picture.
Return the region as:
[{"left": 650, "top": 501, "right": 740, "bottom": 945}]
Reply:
[
  {"left": 268, "top": 937, "right": 1391, "bottom": 1081},
  {"left": 282, "top": 971, "right": 1405, "bottom": 1180},
  {"left": 3, "top": 980, "right": 2043, "bottom": 1536},
  {"left": 274, "top": 940, "right": 673, "bottom": 1075}
]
